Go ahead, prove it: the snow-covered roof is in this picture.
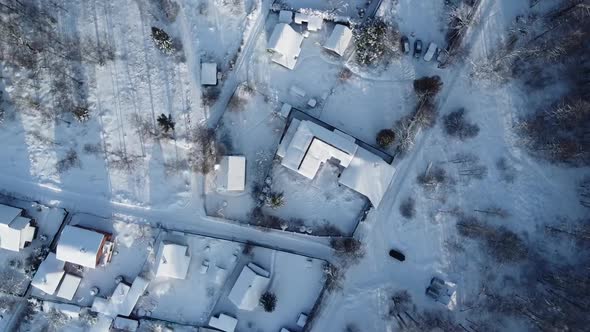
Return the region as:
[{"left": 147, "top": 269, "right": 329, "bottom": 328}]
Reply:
[
  {"left": 267, "top": 23, "right": 304, "bottom": 70},
  {"left": 31, "top": 253, "right": 65, "bottom": 295},
  {"left": 280, "top": 120, "right": 357, "bottom": 179},
  {"left": 217, "top": 156, "right": 246, "bottom": 192},
  {"left": 201, "top": 62, "right": 217, "bottom": 85},
  {"left": 156, "top": 242, "right": 191, "bottom": 279},
  {"left": 297, "top": 313, "right": 308, "bottom": 327},
  {"left": 339, "top": 147, "right": 396, "bottom": 207},
  {"left": 279, "top": 10, "right": 293, "bottom": 23},
  {"left": 56, "top": 273, "right": 82, "bottom": 301},
  {"left": 113, "top": 316, "right": 139, "bottom": 331},
  {"left": 56, "top": 225, "right": 106, "bottom": 268},
  {"left": 228, "top": 264, "right": 270, "bottom": 311},
  {"left": 294, "top": 13, "right": 323, "bottom": 31},
  {"left": 323, "top": 24, "right": 353, "bottom": 56},
  {"left": 0, "top": 216, "right": 35, "bottom": 251},
  {"left": 278, "top": 119, "right": 395, "bottom": 206},
  {"left": 209, "top": 313, "right": 238, "bottom": 332},
  {"left": 91, "top": 277, "right": 149, "bottom": 317},
  {"left": 0, "top": 204, "right": 22, "bottom": 225}
]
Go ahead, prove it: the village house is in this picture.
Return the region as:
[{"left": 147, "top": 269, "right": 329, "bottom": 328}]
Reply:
[
  {"left": 0, "top": 203, "right": 36, "bottom": 252},
  {"left": 56, "top": 225, "right": 114, "bottom": 269}
]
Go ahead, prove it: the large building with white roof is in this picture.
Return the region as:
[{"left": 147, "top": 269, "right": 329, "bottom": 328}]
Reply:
[
  {"left": 277, "top": 118, "right": 396, "bottom": 207},
  {"left": 0, "top": 203, "right": 36, "bottom": 252}
]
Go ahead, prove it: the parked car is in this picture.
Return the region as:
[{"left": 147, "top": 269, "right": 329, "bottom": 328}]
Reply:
[
  {"left": 389, "top": 249, "right": 406, "bottom": 261},
  {"left": 436, "top": 48, "right": 448, "bottom": 64},
  {"left": 423, "top": 42, "right": 438, "bottom": 62},
  {"left": 413, "top": 39, "right": 422, "bottom": 58},
  {"left": 401, "top": 36, "right": 410, "bottom": 54}
]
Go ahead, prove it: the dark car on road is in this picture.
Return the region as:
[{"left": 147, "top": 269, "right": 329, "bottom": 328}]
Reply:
[
  {"left": 414, "top": 39, "right": 423, "bottom": 58},
  {"left": 389, "top": 249, "right": 406, "bottom": 261},
  {"left": 401, "top": 36, "right": 410, "bottom": 54}
]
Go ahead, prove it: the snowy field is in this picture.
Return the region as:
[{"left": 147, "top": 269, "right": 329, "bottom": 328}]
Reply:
[
  {"left": 0, "top": 197, "right": 66, "bottom": 296},
  {"left": 213, "top": 246, "right": 326, "bottom": 332},
  {"left": 137, "top": 231, "right": 242, "bottom": 325}
]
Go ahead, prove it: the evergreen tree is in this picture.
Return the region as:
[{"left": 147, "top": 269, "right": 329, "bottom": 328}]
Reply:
[
  {"left": 157, "top": 113, "right": 175, "bottom": 133},
  {"left": 151, "top": 27, "right": 175, "bottom": 54}
]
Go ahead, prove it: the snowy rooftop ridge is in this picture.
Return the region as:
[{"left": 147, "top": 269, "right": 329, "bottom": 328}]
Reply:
[
  {"left": 31, "top": 253, "right": 65, "bottom": 295},
  {"left": 323, "top": 24, "right": 353, "bottom": 56},
  {"left": 278, "top": 119, "right": 395, "bottom": 206},
  {"left": 267, "top": 23, "right": 304, "bottom": 70},
  {"left": 56, "top": 225, "right": 107, "bottom": 268},
  {"left": 228, "top": 263, "right": 270, "bottom": 311},
  {"left": 155, "top": 241, "right": 191, "bottom": 279}
]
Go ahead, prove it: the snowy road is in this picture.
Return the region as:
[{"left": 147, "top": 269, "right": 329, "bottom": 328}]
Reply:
[{"left": 0, "top": 174, "right": 333, "bottom": 261}]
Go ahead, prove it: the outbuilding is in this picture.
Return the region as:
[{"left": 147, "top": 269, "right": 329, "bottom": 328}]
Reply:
[
  {"left": 267, "top": 23, "right": 304, "bottom": 70},
  {"left": 209, "top": 313, "right": 238, "bottom": 332},
  {"left": 216, "top": 156, "right": 246, "bottom": 192},
  {"left": 228, "top": 263, "right": 270, "bottom": 311},
  {"left": 56, "top": 273, "right": 82, "bottom": 301},
  {"left": 0, "top": 204, "right": 36, "bottom": 252},
  {"left": 31, "top": 253, "right": 65, "bottom": 295},
  {"left": 155, "top": 242, "right": 191, "bottom": 279},
  {"left": 201, "top": 62, "right": 218, "bottom": 85},
  {"left": 323, "top": 24, "right": 353, "bottom": 56},
  {"left": 56, "top": 225, "right": 112, "bottom": 269}
]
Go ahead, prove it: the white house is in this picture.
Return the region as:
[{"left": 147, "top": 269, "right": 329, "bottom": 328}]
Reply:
[
  {"left": 201, "top": 62, "right": 218, "bottom": 85},
  {"left": 56, "top": 225, "right": 112, "bottom": 269},
  {"left": 209, "top": 313, "right": 238, "bottom": 332},
  {"left": 228, "top": 263, "right": 270, "bottom": 311},
  {"left": 0, "top": 204, "right": 36, "bottom": 252},
  {"left": 112, "top": 316, "right": 139, "bottom": 331},
  {"left": 56, "top": 273, "right": 82, "bottom": 301},
  {"left": 155, "top": 241, "right": 191, "bottom": 279},
  {"left": 294, "top": 13, "right": 323, "bottom": 31},
  {"left": 277, "top": 119, "right": 396, "bottom": 207},
  {"left": 267, "top": 23, "right": 304, "bottom": 70},
  {"left": 216, "top": 155, "right": 246, "bottom": 192},
  {"left": 323, "top": 24, "right": 353, "bottom": 56},
  {"left": 31, "top": 253, "right": 65, "bottom": 295},
  {"left": 91, "top": 276, "right": 149, "bottom": 317}
]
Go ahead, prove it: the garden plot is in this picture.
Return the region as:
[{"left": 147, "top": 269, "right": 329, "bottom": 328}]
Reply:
[
  {"left": 204, "top": 86, "right": 286, "bottom": 222},
  {"left": 0, "top": 197, "right": 66, "bottom": 296},
  {"left": 213, "top": 246, "right": 326, "bottom": 332},
  {"left": 247, "top": 12, "right": 344, "bottom": 110},
  {"left": 262, "top": 161, "right": 367, "bottom": 235},
  {"left": 136, "top": 232, "right": 243, "bottom": 325},
  {"left": 32, "top": 214, "right": 157, "bottom": 307}
]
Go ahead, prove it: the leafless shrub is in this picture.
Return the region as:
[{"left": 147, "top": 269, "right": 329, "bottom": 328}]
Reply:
[
  {"left": 56, "top": 149, "right": 81, "bottom": 173},
  {"left": 72, "top": 106, "right": 90, "bottom": 122},
  {"left": 188, "top": 126, "right": 223, "bottom": 174},
  {"left": 202, "top": 86, "right": 221, "bottom": 107},
  {"left": 449, "top": 152, "right": 488, "bottom": 180},
  {"left": 443, "top": 1, "right": 477, "bottom": 63},
  {"left": 343, "top": 323, "right": 360, "bottom": 332},
  {"left": 330, "top": 237, "right": 365, "bottom": 262},
  {"left": 545, "top": 217, "right": 590, "bottom": 248},
  {"left": 579, "top": 177, "right": 590, "bottom": 208},
  {"left": 316, "top": 221, "right": 344, "bottom": 237},
  {"left": 399, "top": 197, "right": 415, "bottom": 219},
  {"left": 80, "top": 37, "right": 116, "bottom": 65},
  {"left": 443, "top": 108, "right": 479, "bottom": 140},
  {"left": 163, "top": 159, "right": 188, "bottom": 175},
  {"left": 417, "top": 164, "right": 449, "bottom": 188},
  {"left": 473, "top": 206, "right": 510, "bottom": 219},
  {"left": 157, "top": 0, "right": 180, "bottom": 22},
  {"left": 414, "top": 98, "right": 438, "bottom": 129},
  {"left": 518, "top": 97, "right": 590, "bottom": 166},
  {"left": 339, "top": 67, "right": 353, "bottom": 81},
  {"left": 108, "top": 149, "right": 141, "bottom": 172},
  {"left": 389, "top": 290, "right": 414, "bottom": 316},
  {"left": 83, "top": 143, "right": 103, "bottom": 155},
  {"left": 456, "top": 214, "right": 528, "bottom": 263},
  {"left": 324, "top": 263, "right": 343, "bottom": 293},
  {"left": 413, "top": 76, "right": 443, "bottom": 100},
  {"left": 376, "top": 129, "right": 396, "bottom": 148},
  {"left": 495, "top": 157, "right": 516, "bottom": 183}
]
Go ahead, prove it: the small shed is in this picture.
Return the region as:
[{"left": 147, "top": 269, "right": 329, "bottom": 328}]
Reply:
[
  {"left": 297, "top": 313, "right": 308, "bottom": 327},
  {"left": 216, "top": 156, "right": 246, "bottom": 192},
  {"left": 56, "top": 225, "right": 110, "bottom": 269},
  {"left": 323, "top": 24, "right": 353, "bottom": 56},
  {"left": 155, "top": 241, "right": 191, "bottom": 280},
  {"left": 31, "top": 253, "right": 65, "bottom": 295},
  {"left": 201, "top": 62, "right": 218, "bottom": 86},
  {"left": 209, "top": 313, "right": 238, "bottom": 332},
  {"left": 294, "top": 13, "right": 323, "bottom": 31},
  {"left": 228, "top": 263, "right": 270, "bottom": 311},
  {"left": 56, "top": 273, "right": 82, "bottom": 301},
  {"left": 267, "top": 23, "right": 304, "bottom": 70},
  {"left": 0, "top": 204, "right": 36, "bottom": 252}
]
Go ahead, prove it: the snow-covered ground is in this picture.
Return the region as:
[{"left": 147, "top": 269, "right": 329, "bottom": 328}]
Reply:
[
  {"left": 0, "top": 197, "right": 66, "bottom": 296},
  {"left": 137, "top": 231, "right": 242, "bottom": 325}
]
